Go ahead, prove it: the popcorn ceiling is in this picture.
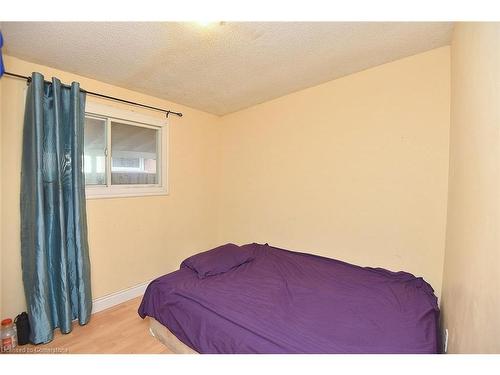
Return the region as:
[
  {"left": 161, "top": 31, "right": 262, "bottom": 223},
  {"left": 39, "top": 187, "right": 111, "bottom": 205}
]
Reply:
[{"left": 2, "top": 22, "right": 453, "bottom": 115}]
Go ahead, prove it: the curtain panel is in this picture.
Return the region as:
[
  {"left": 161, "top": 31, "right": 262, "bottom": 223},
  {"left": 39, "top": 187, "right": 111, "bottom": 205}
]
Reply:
[{"left": 20, "top": 72, "right": 92, "bottom": 344}]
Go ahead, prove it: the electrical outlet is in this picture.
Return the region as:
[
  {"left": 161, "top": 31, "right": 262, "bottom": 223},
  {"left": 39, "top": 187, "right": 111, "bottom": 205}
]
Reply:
[{"left": 443, "top": 328, "right": 449, "bottom": 353}]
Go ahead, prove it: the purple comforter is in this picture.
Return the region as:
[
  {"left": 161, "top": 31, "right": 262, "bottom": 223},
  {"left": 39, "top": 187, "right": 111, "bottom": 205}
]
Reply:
[{"left": 138, "top": 243, "right": 440, "bottom": 353}]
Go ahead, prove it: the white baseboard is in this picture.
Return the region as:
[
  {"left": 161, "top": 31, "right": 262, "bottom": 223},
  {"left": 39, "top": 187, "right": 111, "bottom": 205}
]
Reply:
[{"left": 91, "top": 279, "right": 152, "bottom": 314}]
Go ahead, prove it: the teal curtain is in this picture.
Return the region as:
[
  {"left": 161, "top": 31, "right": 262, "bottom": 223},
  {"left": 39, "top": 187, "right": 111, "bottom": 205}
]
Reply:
[{"left": 21, "top": 72, "right": 92, "bottom": 344}]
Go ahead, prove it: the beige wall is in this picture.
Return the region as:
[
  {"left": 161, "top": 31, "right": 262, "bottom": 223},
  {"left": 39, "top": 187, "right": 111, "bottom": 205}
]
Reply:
[
  {"left": 0, "top": 55, "right": 221, "bottom": 318},
  {"left": 440, "top": 23, "right": 500, "bottom": 353},
  {"left": 216, "top": 47, "right": 451, "bottom": 298},
  {"left": 2, "top": 46, "right": 452, "bottom": 320}
]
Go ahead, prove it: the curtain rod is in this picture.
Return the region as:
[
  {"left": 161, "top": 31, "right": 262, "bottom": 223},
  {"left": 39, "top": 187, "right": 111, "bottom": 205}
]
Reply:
[{"left": 3, "top": 71, "right": 183, "bottom": 118}]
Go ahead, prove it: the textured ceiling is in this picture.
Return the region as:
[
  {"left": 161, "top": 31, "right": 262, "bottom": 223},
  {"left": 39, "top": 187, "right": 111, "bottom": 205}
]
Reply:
[{"left": 1, "top": 22, "right": 453, "bottom": 115}]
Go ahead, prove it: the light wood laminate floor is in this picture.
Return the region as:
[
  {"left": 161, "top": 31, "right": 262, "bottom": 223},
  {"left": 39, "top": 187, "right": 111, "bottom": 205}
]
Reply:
[{"left": 8, "top": 296, "right": 172, "bottom": 354}]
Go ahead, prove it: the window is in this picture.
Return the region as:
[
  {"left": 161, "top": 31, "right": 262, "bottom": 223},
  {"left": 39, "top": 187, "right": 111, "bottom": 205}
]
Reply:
[{"left": 84, "top": 101, "right": 168, "bottom": 198}]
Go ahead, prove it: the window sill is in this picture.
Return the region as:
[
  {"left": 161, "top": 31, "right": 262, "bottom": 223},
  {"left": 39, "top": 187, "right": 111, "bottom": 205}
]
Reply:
[{"left": 85, "top": 186, "right": 169, "bottom": 199}]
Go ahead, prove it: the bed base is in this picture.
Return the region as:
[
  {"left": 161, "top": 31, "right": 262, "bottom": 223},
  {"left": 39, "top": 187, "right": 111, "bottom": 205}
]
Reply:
[{"left": 148, "top": 317, "right": 198, "bottom": 354}]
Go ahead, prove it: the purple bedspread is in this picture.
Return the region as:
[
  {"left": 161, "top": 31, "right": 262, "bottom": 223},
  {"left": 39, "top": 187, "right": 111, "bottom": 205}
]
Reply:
[{"left": 138, "top": 243, "right": 440, "bottom": 353}]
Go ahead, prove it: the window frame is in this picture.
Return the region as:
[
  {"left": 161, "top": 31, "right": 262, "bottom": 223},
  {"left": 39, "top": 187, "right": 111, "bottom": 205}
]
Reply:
[{"left": 84, "top": 101, "right": 169, "bottom": 199}]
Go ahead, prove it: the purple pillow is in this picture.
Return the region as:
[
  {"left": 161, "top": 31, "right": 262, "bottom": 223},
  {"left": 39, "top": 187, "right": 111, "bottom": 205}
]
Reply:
[{"left": 181, "top": 243, "right": 255, "bottom": 279}]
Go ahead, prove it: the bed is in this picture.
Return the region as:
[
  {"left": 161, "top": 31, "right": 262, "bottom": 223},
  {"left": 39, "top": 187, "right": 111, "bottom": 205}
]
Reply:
[{"left": 138, "top": 243, "right": 440, "bottom": 354}]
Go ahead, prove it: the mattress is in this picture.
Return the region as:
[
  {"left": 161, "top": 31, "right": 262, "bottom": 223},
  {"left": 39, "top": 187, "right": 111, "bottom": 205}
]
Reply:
[{"left": 139, "top": 243, "right": 440, "bottom": 354}]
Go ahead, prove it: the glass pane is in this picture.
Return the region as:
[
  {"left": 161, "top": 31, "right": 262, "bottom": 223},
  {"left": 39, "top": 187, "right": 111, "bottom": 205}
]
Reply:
[
  {"left": 84, "top": 117, "right": 107, "bottom": 185},
  {"left": 111, "top": 121, "right": 158, "bottom": 185}
]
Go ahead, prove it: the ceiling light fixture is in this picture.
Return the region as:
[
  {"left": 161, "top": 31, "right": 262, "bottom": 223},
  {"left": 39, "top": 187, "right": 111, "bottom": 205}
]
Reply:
[{"left": 194, "top": 21, "right": 225, "bottom": 28}]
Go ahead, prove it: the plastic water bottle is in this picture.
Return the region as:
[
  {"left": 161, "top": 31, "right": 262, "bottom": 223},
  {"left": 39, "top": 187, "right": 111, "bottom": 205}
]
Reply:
[{"left": 1, "top": 318, "right": 18, "bottom": 352}]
